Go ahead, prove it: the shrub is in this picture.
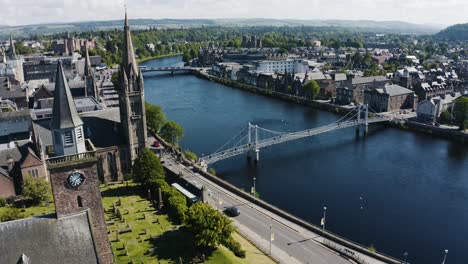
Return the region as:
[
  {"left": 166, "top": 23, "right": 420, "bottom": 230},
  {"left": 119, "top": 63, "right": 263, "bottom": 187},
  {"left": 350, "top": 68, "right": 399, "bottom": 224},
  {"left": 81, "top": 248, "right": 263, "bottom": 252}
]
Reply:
[
  {"left": 223, "top": 237, "right": 246, "bottom": 258},
  {"left": 0, "top": 197, "right": 7, "bottom": 207},
  {"left": 0, "top": 208, "right": 23, "bottom": 222},
  {"left": 167, "top": 193, "right": 188, "bottom": 223},
  {"left": 207, "top": 168, "right": 216, "bottom": 175},
  {"left": 183, "top": 150, "right": 198, "bottom": 162}
]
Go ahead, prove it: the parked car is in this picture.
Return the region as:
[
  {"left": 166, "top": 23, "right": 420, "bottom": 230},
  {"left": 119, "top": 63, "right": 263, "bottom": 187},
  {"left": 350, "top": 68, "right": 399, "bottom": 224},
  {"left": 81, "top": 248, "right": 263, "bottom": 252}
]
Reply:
[
  {"left": 153, "top": 140, "right": 161, "bottom": 147},
  {"left": 224, "top": 206, "right": 240, "bottom": 217}
]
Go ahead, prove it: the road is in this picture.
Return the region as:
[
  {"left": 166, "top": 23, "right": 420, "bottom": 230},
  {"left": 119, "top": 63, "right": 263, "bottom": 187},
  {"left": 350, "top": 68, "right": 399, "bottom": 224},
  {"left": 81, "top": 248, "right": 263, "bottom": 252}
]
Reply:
[{"left": 159, "top": 150, "right": 388, "bottom": 264}]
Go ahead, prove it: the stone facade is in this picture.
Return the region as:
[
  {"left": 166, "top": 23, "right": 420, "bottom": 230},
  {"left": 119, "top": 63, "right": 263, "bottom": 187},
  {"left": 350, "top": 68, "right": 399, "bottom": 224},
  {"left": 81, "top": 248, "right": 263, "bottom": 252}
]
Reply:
[
  {"left": 0, "top": 171, "right": 15, "bottom": 198},
  {"left": 48, "top": 158, "right": 113, "bottom": 264}
]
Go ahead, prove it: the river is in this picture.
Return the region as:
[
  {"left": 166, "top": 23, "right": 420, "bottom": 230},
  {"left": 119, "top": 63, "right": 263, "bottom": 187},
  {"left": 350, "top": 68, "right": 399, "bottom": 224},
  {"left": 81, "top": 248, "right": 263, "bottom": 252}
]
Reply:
[{"left": 141, "top": 56, "right": 468, "bottom": 264}]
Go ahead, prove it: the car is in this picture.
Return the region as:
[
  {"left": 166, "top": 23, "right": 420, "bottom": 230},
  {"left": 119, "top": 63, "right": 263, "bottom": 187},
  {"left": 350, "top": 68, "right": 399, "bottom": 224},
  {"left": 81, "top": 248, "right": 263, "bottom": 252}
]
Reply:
[
  {"left": 224, "top": 206, "right": 240, "bottom": 217},
  {"left": 153, "top": 140, "right": 161, "bottom": 147}
]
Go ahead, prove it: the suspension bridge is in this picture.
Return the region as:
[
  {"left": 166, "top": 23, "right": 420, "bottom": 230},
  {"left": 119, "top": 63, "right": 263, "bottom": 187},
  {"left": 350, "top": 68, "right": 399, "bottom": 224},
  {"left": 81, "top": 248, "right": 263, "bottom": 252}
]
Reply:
[{"left": 199, "top": 104, "right": 391, "bottom": 170}]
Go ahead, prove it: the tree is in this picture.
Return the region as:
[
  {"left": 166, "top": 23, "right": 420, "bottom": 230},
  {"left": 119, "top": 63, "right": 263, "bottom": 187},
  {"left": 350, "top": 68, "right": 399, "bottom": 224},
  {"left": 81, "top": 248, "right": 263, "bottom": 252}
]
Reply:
[
  {"left": 160, "top": 121, "right": 184, "bottom": 145},
  {"left": 185, "top": 203, "right": 235, "bottom": 248},
  {"left": 453, "top": 97, "right": 468, "bottom": 130},
  {"left": 145, "top": 102, "right": 166, "bottom": 132},
  {"left": 22, "top": 175, "right": 51, "bottom": 206},
  {"left": 132, "top": 148, "right": 165, "bottom": 187},
  {"left": 302, "top": 80, "right": 321, "bottom": 99}
]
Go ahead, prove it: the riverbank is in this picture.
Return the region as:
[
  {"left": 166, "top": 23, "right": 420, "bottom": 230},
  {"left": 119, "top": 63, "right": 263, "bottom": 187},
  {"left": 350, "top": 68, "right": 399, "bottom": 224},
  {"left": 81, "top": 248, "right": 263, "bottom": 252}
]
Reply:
[
  {"left": 137, "top": 53, "right": 183, "bottom": 64},
  {"left": 193, "top": 70, "right": 467, "bottom": 143},
  {"left": 193, "top": 70, "right": 353, "bottom": 115}
]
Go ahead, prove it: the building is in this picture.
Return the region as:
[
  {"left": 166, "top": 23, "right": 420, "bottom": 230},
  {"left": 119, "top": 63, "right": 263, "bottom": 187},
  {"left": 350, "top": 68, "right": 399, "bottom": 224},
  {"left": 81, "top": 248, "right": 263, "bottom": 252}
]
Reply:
[
  {"left": 336, "top": 76, "right": 388, "bottom": 105},
  {"left": 364, "top": 84, "right": 416, "bottom": 112},
  {"left": 417, "top": 93, "right": 461, "bottom": 122},
  {"left": 0, "top": 167, "right": 15, "bottom": 198},
  {"left": 0, "top": 34, "right": 24, "bottom": 84},
  {"left": 255, "top": 59, "right": 309, "bottom": 74},
  {"left": 52, "top": 34, "right": 96, "bottom": 55}
]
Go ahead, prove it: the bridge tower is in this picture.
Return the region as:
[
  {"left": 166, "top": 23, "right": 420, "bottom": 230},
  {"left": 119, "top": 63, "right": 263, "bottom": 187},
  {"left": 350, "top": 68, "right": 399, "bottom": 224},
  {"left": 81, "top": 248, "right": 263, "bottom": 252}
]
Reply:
[
  {"left": 356, "top": 104, "right": 362, "bottom": 135},
  {"left": 365, "top": 104, "right": 369, "bottom": 135},
  {"left": 254, "top": 124, "right": 260, "bottom": 163},
  {"left": 247, "top": 123, "right": 260, "bottom": 162}
]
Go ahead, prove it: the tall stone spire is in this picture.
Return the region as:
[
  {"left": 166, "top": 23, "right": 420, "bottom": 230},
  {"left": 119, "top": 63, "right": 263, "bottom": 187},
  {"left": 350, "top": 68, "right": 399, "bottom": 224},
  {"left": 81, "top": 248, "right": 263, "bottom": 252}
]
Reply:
[
  {"left": 1, "top": 48, "right": 6, "bottom": 64},
  {"left": 83, "top": 42, "right": 98, "bottom": 99},
  {"left": 122, "top": 11, "right": 139, "bottom": 77},
  {"left": 51, "top": 61, "right": 83, "bottom": 130},
  {"left": 118, "top": 11, "right": 147, "bottom": 167},
  {"left": 8, "top": 33, "right": 17, "bottom": 59}
]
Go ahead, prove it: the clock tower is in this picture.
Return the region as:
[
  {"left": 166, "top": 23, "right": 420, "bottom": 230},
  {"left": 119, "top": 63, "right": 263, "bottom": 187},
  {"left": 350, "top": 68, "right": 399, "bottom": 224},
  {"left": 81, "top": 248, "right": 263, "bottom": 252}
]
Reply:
[{"left": 47, "top": 61, "right": 113, "bottom": 263}]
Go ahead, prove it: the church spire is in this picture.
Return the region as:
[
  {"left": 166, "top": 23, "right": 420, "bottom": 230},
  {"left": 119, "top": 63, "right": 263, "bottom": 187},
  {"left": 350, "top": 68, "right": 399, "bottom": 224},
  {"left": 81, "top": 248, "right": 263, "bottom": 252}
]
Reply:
[
  {"left": 8, "top": 33, "right": 17, "bottom": 59},
  {"left": 84, "top": 41, "right": 92, "bottom": 76},
  {"left": 122, "top": 11, "right": 139, "bottom": 77},
  {"left": 50, "top": 60, "right": 83, "bottom": 130}
]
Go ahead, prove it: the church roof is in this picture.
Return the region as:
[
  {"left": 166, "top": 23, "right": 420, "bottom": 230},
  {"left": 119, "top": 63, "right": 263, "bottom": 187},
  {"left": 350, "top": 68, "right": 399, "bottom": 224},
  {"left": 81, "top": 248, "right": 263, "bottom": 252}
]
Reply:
[
  {"left": 50, "top": 60, "right": 83, "bottom": 130},
  {"left": 0, "top": 211, "right": 98, "bottom": 264},
  {"left": 33, "top": 108, "right": 124, "bottom": 152}
]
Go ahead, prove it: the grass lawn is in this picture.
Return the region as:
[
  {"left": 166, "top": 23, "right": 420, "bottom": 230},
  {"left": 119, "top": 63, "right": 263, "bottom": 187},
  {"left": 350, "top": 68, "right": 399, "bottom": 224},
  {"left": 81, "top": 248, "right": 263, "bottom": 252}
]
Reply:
[
  {"left": 101, "top": 182, "right": 276, "bottom": 264},
  {"left": 0, "top": 199, "right": 55, "bottom": 220}
]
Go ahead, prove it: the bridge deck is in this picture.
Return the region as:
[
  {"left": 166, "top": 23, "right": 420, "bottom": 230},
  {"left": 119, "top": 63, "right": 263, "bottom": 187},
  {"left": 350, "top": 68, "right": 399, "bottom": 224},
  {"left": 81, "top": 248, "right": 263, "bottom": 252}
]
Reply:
[{"left": 200, "top": 117, "right": 390, "bottom": 165}]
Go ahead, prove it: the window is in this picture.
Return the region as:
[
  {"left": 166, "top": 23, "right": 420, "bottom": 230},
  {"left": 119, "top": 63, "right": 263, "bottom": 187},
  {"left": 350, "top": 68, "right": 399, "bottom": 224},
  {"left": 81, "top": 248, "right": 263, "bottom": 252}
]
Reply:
[
  {"left": 76, "top": 128, "right": 83, "bottom": 141},
  {"left": 64, "top": 131, "right": 74, "bottom": 145},
  {"left": 77, "top": 196, "right": 83, "bottom": 208}
]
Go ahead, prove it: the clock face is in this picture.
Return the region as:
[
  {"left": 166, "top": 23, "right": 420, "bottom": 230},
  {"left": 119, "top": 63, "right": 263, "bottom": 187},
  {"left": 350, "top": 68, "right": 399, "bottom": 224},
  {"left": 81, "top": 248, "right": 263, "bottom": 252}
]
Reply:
[{"left": 68, "top": 172, "right": 85, "bottom": 188}]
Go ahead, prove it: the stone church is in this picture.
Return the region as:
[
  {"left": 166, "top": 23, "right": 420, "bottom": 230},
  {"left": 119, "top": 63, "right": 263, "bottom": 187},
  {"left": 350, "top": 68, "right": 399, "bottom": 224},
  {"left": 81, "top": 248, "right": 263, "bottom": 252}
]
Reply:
[{"left": 0, "top": 12, "right": 147, "bottom": 263}]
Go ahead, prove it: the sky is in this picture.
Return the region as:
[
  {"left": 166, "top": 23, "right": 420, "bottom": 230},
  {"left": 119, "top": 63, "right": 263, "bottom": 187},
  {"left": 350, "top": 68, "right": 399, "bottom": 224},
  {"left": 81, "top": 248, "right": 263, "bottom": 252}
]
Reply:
[{"left": 0, "top": 0, "right": 467, "bottom": 27}]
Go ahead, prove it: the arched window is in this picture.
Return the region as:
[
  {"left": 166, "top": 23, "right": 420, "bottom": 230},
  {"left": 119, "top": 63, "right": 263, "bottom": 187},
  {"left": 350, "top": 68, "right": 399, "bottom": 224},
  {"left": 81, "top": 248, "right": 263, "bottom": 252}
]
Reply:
[{"left": 77, "top": 196, "right": 83, "bottom": 208}]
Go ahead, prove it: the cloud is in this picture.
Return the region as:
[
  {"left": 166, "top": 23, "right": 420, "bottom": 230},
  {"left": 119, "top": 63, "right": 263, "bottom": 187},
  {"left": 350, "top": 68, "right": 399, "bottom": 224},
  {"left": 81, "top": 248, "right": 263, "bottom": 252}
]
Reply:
[{"left": 0, "top": 0, "right": 466, "bottom": 26}]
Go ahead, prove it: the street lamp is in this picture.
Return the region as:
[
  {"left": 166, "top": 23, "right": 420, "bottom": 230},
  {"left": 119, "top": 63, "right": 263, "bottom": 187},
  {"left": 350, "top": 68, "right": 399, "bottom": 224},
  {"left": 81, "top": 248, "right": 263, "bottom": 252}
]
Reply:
[
  {"left": 403, "top": 252, "right": 408, "bottom": 264},
  {"left": 269, "top": 223, "right": 273, "bottom": 255},
  {"left": 442, "top": 249, "right": 448, "bottom": 264},
  {"left": 253, "top": 177, "right": 256, "bottom": 196},
  {"left": 322, "top": 206, "right": 327, "bottom": 233}
]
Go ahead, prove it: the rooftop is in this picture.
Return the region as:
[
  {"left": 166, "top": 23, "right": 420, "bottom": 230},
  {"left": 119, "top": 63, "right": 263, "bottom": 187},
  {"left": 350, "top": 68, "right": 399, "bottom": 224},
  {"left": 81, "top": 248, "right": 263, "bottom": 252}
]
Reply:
[{"left": 0, "top": 211, "right": 98, "bottom": 264}]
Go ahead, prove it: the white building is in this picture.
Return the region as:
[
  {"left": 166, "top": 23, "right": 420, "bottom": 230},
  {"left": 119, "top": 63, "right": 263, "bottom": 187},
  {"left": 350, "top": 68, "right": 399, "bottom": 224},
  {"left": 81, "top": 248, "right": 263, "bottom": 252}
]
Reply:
[
  {"left": 255, "top": 59, "right": 309, "bottom": 74},
  {"left": 417, "top": 93, "right": 461, "bottom": 122}
]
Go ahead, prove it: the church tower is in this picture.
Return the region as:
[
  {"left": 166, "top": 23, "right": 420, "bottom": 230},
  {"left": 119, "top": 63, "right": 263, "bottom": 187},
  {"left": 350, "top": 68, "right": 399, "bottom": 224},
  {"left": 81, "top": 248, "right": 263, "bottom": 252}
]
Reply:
[
  {"left": 84, "top": 43, "right": 99, "bottom": 100},
  {"left": 118, "top": 12, "right": 147, "bottom": 166},
  {"left": 47, "top": 60, "right": 113, "bottom": 263},
  {"left": 7, "top": 33, "right": 17, "bottom": 60}
]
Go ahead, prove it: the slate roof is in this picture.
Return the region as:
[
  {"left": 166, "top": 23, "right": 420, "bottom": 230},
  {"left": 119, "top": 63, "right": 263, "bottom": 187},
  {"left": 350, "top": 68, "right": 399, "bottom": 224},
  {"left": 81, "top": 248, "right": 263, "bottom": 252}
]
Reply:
[
  {"left": 50, "top": 60, "right": 83, "bottom": 130},
  {"left": 334, "top": 73, "right": 347, "bottom": 82},
  {"left": 0, "top": 211, "right": 98, "bottom": 264},
  {"left": 34, "top": 108, "right": 124, "bottom": 151},
  {"left": 379, "top": 84, "right": 414, "bottom": 97},
  {"left": 351, "top": 76, "right": 387, "bottom": 85},
  {"left": 0, "top": 110, "right": 31, "bottom": 138}
]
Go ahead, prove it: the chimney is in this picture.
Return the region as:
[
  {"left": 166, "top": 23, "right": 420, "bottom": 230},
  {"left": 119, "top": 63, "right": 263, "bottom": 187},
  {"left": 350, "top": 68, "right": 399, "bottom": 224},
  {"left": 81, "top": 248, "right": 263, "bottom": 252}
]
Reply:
[{"left": 7, "top": 155, "right": 14, "bottom": 172}]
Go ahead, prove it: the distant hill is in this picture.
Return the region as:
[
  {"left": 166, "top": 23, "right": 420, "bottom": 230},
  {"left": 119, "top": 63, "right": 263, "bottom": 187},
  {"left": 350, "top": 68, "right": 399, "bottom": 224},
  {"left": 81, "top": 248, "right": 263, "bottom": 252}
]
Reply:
[
  {"left": 0, "top": 18, "right": 443, "bottom": 40},
  {"left": 435, "top": 23, "right": 468, "bottom": 41}
]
